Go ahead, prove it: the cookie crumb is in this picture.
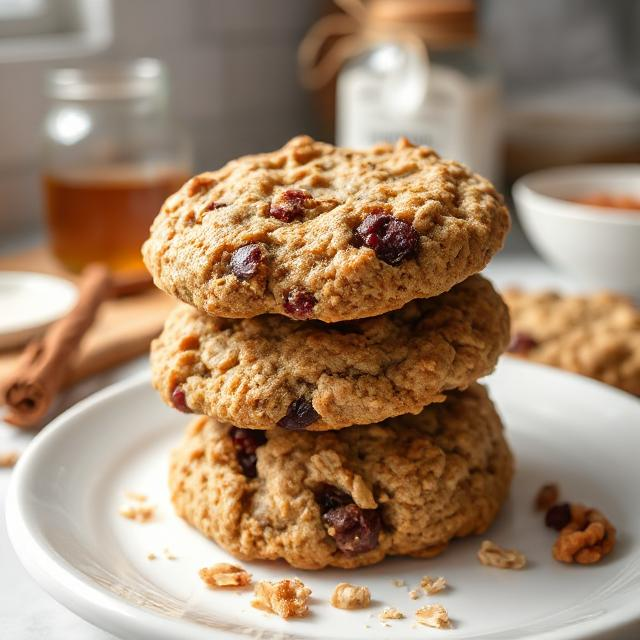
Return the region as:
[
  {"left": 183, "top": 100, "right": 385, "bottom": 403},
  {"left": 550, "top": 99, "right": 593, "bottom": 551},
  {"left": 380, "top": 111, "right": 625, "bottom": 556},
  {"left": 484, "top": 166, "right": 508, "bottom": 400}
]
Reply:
[
  {"left": 118, "top": 502, "right": 155, "bottom": 523},
  {"left": 392, "top": 578, "right": 406, "bottom": 587},
  {"left": 552, "top": 504, "right": 616, "bottom": 564},
  {"left": 147, "top": 553, "right": 157, "bottom": 561},
  {"left": 199, "top": 563, "right": 252, "bottom": 588},
  {"left": 477, "top": 540, "right": 526, "bottom": 569},
  {"left": 379, "top": 607, "right": 405, "bottom": 620},
  {"left": 252, "top": 578, "right": 311, "bottom": 618},
  {"left": 163, "top": 547, "right": 177, "bottom": 560},
  {"left": 420, "top": 576, "right": 447, "bottom": 595},
  {"left": 415, "top": 604, "right": 451, "bottom": 629},
  {"left": 330, "top": 582, "right": 371, "bottom": 609},
  {"left": 408, "top": 589, "right": 421, "bottom": 600},
  {"left": 535, "top": 483, "right": 559, "bottom": 511},
  {"left": 0, "top": 451, "right": 19, "bottom": 468},
  {"left": 125, "top": 491, "right": 148, "bottom": 502}
]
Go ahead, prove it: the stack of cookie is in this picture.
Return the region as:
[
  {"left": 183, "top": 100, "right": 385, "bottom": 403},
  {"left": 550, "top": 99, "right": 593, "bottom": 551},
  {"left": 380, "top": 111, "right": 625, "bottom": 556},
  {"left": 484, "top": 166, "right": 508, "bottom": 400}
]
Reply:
[{"left": 143, "top": 136, "right": 513, "bottom": 570}]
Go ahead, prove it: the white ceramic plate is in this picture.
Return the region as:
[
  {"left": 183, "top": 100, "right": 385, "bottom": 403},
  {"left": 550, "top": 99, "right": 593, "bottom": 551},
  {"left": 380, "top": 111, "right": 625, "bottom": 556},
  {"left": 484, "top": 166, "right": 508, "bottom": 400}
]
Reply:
[
  {"left": 7, "top": 360, "right": 640, "bottom": 640},
  {"left": 0, "top": 271, "right": 78, "bottom": 349}
]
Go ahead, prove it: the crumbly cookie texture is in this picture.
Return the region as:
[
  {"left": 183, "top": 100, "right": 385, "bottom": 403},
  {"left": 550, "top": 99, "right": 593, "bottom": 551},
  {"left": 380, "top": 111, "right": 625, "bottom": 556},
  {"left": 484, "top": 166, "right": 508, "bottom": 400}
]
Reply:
[
  {"left": 151, "top": 275, "right": 509, "bottom": 430},
  {"left": 330, "top": 583, "right": 371, "bottom": 609},
  {"left": 199, "top": 563, "right": 252, "bottom": 588},
  {"left": 142, "top": 136, "right": 509, "bottom": 322},
  {"left": 169, "top": 384, "right": 513, "bottom": 570},
  {"left": 477, "top": 540, "right": 526, "bottom": 570},
  {"left": 252, "top": 578, "right": 311, "bottom": 618},
  {"left": 504, "top": 289, "right": 640, "bottom": 396}
]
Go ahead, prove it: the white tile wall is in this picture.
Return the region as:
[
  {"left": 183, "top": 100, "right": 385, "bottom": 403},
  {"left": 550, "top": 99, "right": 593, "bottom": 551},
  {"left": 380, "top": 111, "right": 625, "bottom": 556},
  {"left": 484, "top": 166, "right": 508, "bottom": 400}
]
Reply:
[{"left": 0, "top": 0, "right": 325, "bottom": 236}]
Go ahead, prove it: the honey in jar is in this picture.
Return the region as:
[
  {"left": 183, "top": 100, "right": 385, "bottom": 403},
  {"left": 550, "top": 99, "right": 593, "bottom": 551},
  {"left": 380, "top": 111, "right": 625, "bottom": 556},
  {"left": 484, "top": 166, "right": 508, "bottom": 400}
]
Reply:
[{"left": 44, "top": 166, "right": 187, "bottom": 276}]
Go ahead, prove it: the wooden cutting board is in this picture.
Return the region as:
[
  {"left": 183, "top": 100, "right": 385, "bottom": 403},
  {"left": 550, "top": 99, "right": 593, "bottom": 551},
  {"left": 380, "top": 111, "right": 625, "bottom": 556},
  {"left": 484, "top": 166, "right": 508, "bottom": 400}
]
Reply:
[{"left": 0, "top": 246, "right": 175, "bottom": 391}]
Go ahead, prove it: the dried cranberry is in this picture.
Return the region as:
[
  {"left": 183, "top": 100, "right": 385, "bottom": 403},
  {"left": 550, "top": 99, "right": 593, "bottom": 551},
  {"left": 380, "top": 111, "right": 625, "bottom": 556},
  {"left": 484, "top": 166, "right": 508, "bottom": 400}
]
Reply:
[
  {"left": 229, "top": 427, "right": 267, "bottom": 478},
  {"left": 204, "top": 200, "right": 227, "bottom": 211},
  {"left": 171, "top": 386, "right": 191, "bottom": 413},
  {"left": 508, "top": 332, "right": 539, "bottom": 354},
  {"left": 277, "top": 397, "right": 320, "bottom": 430},
  {"left": 283, "top": 289, "right": 316, "bottom": 319},
  {"left": 269, "top": 189, "right": 312, "bottom": 222},
  {"left": 230, "top": 244, "right": 262, "bottom": 280},
  {"left": 545, "top": 502, "right": 572, "bottom": 530},
  {"left": 323, "top": 503, "right": 381, "bottom": 554},
  {"left": 353, "top": 212, "right": 419, "bottom": 265},
  {"left": 315, "top": 484, "right": 352, "bottom": 513}
]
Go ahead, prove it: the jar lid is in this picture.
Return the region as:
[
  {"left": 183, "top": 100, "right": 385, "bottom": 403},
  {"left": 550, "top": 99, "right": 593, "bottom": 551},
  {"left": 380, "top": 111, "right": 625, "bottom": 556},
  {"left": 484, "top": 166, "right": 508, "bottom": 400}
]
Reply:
[
  {"left": 367, "top": 0, "right": 476, "bottom": 47},
  {"left": 46, "top": 58, "right": 167, "bottom": 101}
]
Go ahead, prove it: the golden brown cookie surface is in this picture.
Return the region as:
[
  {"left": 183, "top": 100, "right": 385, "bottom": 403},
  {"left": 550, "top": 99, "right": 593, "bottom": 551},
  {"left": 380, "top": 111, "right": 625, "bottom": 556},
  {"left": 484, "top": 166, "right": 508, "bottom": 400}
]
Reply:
[
  {"left": 142, "top": 136, "right": 509, "bottom": 322},
  {"left": 169, "top": 384, "right": 513, "bottom": 570},
  {"left": 151, "top": 275, "right": 510, "bottom": 430}
]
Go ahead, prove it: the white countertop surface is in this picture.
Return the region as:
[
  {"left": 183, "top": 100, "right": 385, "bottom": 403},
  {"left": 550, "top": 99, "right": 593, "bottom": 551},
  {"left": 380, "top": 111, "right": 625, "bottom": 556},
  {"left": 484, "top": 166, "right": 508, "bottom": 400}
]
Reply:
[{"left": 1, "top": 231, "right": 638, "bottom": 639}]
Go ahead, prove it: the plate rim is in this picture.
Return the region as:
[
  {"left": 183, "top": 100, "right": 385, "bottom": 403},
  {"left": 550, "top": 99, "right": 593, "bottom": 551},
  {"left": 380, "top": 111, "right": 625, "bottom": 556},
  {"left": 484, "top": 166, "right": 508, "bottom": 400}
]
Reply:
[{"left": 6, "top": 362, "right": 640, "bottom": 640}]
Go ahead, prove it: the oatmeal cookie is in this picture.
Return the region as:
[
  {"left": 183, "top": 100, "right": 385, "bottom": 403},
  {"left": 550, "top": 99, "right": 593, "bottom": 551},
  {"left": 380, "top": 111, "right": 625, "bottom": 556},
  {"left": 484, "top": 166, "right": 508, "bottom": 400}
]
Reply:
[
  {"left": 151, "top": 275, "right": 510, "bottom": 430},
  {"left": 504, "top": 289, "right": 640, "bottom": 395},
  {"left": 142, "top": 136, "right": 509, "bottom": 322},
  {"left": 169, "top": 384, "right": 513, "bottom": 570}
]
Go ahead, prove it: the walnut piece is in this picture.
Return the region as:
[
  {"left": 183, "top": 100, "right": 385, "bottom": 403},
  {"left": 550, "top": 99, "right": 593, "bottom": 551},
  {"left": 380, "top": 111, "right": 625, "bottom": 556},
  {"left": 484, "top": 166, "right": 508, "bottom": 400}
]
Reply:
[
  {"left": 252, "top": 578, "right": 311, "bottom": 618},
  {"left": 421, "top": 576, "right": 447, "bottom": 595},
  {"left": 199, "top": 563, "right": 252, "bottom": 588},
  {"left": 0, "top": 451, "right": 19, "bottom": 468},
  {"left": 415, "top": 604, "right": 451, "bottom": 629},
  {"left": 535, "top": 483, "right": 559, "bottom": 511},
  {"left": 552, "top": 504, "right": 616, "bottom": 564},
  {"left": 379, "top": 607, "right": 405, "bottom": 620},
  {"left": 330, "top": 582, "right": 371, "bottom": 609},
  {"left": 477, "top": 540, "right": 527, "bottom": 569}
]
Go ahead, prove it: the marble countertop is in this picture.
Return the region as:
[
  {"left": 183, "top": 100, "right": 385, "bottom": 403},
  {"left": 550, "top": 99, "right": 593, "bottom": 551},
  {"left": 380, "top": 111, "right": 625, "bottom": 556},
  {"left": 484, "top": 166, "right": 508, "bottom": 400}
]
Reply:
[{"left": 1, "top": 235, "right": 637, "bottom": 639}]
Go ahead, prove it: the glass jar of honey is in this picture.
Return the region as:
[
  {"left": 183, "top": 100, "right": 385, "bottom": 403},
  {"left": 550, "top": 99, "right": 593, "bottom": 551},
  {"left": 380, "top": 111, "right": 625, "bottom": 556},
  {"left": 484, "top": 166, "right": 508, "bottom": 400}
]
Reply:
[{"left": 42, "top": 58, "right": 191, "bottom": 284}]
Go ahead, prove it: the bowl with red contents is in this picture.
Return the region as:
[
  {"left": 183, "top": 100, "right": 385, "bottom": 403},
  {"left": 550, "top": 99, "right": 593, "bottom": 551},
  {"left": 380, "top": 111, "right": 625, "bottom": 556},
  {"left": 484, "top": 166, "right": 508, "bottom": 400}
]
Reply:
[{"left": 513, "top": 165, "right": 640, "bottom": 294}]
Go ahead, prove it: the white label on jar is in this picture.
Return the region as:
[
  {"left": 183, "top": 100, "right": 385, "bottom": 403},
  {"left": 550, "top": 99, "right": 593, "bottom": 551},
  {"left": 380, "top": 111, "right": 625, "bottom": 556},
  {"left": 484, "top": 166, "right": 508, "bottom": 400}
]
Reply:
[{"left": 337, "top": 64, "right": 501, "bottom": 184}]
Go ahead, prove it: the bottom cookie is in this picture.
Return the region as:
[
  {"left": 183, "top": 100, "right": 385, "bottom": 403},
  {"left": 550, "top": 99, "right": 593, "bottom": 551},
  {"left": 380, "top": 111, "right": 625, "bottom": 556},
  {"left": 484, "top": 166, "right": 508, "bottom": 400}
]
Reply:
[{"left": 169, "top": 384, "right": 513, "bottom": 570}]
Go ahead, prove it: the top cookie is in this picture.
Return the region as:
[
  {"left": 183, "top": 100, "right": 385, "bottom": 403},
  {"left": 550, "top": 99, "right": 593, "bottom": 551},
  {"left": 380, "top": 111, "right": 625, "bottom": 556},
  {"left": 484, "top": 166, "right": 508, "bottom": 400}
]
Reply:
[
  {"left": 142, "top": 136, "right": 509, "bottom": 322},
  {"left": 504, "top": 289, "right": 640, "bottom": 396}
]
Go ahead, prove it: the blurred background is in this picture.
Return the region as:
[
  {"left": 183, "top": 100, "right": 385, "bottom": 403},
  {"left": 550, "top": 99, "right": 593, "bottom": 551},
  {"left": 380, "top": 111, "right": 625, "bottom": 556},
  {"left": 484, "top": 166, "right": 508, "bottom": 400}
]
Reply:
[{"left": 0, "top": 0, "right": 638, "bottom": 241}]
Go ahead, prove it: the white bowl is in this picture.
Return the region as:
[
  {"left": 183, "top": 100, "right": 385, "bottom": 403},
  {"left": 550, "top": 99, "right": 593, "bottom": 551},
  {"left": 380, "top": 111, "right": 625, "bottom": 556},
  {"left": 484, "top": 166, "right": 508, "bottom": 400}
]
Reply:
[{"left": 513, "top": 165, "right": 640, "bottom": 294}]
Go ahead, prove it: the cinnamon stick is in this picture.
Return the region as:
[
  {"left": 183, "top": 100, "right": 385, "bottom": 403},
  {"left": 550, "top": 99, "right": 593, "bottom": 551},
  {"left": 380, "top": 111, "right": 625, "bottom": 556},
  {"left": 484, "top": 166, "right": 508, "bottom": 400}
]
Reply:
[{"left": 2, "top": 264, "right": 112, "bottom": 429}]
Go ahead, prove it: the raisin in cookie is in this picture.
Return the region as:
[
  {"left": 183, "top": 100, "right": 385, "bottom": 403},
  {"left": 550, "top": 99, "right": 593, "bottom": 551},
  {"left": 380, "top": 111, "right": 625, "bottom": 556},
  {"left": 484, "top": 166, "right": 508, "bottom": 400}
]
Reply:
[
  {"left": 142, "top": 136, "right": 509, "bottom": 322},
  {"left": 151, "top": 275, "right": 510, "bottom": 430},
  {"left": 169, "top": 384, "right": 513, "bottom": 570},
  {"left": 504, "top": 289, "right": 640, "bottom": 396}
]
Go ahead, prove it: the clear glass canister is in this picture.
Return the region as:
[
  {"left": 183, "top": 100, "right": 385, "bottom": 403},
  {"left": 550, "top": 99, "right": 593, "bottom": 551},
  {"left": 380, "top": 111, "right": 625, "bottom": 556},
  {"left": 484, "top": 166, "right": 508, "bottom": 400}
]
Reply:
[
  {"left": 336, "top": 0, "right": 501, "bottom": 184},
  {"left": 42, "top": 58, "right": 191, "bottom": 282}
]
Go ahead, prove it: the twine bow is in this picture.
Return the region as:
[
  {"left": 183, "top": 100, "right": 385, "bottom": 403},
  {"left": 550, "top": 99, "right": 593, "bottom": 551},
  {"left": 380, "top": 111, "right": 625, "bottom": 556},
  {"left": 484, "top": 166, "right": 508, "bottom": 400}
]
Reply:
[{"left": 298, "top": 0, "right": 428, "bottom": 90}]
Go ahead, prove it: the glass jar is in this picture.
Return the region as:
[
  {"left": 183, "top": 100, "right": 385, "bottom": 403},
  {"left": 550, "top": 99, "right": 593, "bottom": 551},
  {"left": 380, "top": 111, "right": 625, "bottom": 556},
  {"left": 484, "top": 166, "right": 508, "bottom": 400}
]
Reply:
[
  {"left": 42, "top": 58, "right": 191, "bottom": 283},
  {"left": 336, "top": 0, "right": 502, "bottom": 184}
]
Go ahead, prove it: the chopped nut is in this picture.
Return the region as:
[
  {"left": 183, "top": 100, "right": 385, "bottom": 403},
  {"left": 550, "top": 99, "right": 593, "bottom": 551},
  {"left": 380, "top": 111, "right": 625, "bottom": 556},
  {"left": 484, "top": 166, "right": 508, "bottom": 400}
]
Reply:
[
  {"left": 392, "top": 579, "right": 406, "bottom": 587},
  {"left": 415, "top": 604, "right": 451, "bottom": 629},
  {"left": 125, "top": 491, "right": 148, "bottom": 502},
  {"left": 199, "top": 563, "right": 252, "bottom": 588},
  {"left": 330, "top": 582, "right": 371, "bottom": 609},
  {"left": 252, "top": 578, "right": 311, "bottom": 618},
  {"left": 552, "top": 504, "right": 616, "bottom": 564},
  {"left": 477, "top": 540, "right": 527, "bottom": 569},
  {"left": 535, "top": 483, "right": 560, "bottom": 511},
  {"left": 408, "top": 589, "right": 421, "bottom": 600},
  {"left": 147, "top": 553, "right": 157, "bottom": 561},
  {"left": 421, "top": 576, "right": 447, "bottom": 595},
  {"left": 379, "top": 607, "right": 405, "bottom": 620},
  {"left": 118, "top": 502, "right": 155, "bottom": 523},
  {"left": 0, "top": 451, "right": 19, "bottom": 468}
]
